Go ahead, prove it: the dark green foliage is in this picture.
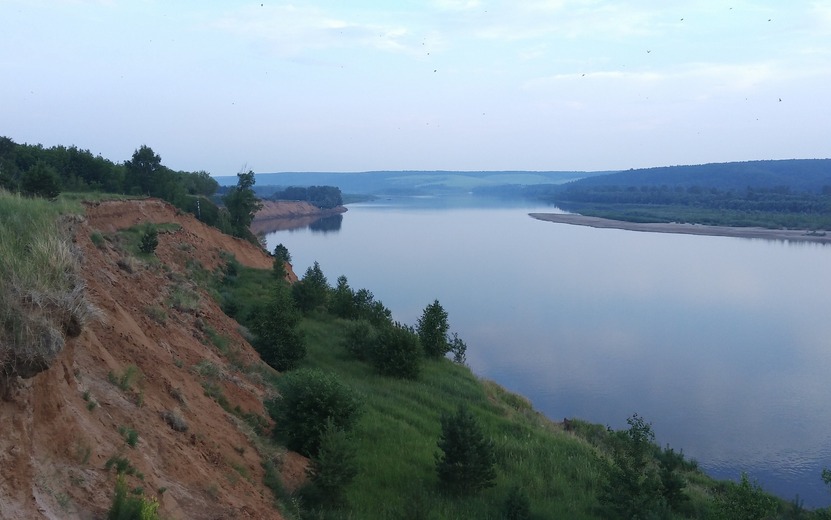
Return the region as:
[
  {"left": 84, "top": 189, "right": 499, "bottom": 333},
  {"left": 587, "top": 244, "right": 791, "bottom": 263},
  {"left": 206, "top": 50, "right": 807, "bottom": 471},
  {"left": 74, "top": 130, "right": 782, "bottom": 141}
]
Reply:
[
  {"left": 600, "top": 413, "right": 664, "bottom": 519},
  {"left": 302, "top": 419, "right": 359, "bottom": 508},
  {"left": 449, "top": 332, "right": 467, "bottom": 365},
  {"left": 712, "top": 473, "right": 777, "bottom": 520},
  {"left": 138, "top": 225, "right": 158, "bottom": 254},
  {"left": 435, "top": 404, "right": 497, "bottom": 495},
  {"left": 342, "top": 320, "right": 378, "bottom": 361},
  {"left": 20, "top": 160, "right": 61, "bottom": 198},
  {"left": 417, "top": 300, "right": 450, "bottom": 359},
  {"left": 657, "top": 445, "right": 689, "bottom": 511},
  {"left": 372, "top": 323, "right": 422, "bottom": 379},
  {"left": 108, "top": 475, "right": 159, "bottom": 520},
  {"left": 124, "top": 145, "right": 163, "bottom": 196},
  {"left": 273, "top": 243, "right": 291, "bottom": 263},
  {"left": 329, "top": 275, "right": 356, "bottom": 319},
  {"left": 267, "top": 368, "right": 362, "bottom": 457},
  {"left": 292, "top": 261, "right": 329, "bottom": 314},
  {"left": 179, "top": 170, "right": 219, "bottom": 197},
  {"left": 502, "top": 485, "right": 532, "bottom": 520},
  {"left": 223, "top": 170, "right": 263, "bottom": 239},
  {"left": 353, "top": 288, "right": 393, "bottom": 327},
  {"left": 250, "top": 282, "right": 306, "bottom": 371}
]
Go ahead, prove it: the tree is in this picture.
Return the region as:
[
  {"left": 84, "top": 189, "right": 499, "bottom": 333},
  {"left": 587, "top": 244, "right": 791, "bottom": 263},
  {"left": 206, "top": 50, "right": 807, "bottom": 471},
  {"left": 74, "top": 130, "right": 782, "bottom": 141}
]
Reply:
[
  {"left": 303, "top": 418, "right": 359, "bottom": 508},
  {"left": 292, "top": 261, "right": 329, "bottom": 313},
  {"left": 272, "top": 244, "right": 291, "bottom": 280},
  {"left": 417, "top": 300, "right": 450, "bottom": 359},
  {"left": 435, "top": 404, "right": 496, "bottom": 495},
  {"left": 267, "top": 369, "right": 362, "bottom": 457},
  {"left": 124, "top": 145, "right": 162, "bottom": 195},
  {"left": 20, "top": 160, "right": 61, "bottom": 198},
  {"left": 449, "top": 332, "right": 467, "bottom": 365},
  {"left": 223, "top": 170, "right": 262, "bottom": 239},
  {"left": 372, "top": 323, "right": 422, "bottom": 379},
  {"left": 600, "top": 413, "right": 663, "bottom": 519},
  {"left": 250, "top": 282, "right": 306, "bottom": 371},
  {"left": 329, "top": 275, "right": 356, "bottom": 319}
]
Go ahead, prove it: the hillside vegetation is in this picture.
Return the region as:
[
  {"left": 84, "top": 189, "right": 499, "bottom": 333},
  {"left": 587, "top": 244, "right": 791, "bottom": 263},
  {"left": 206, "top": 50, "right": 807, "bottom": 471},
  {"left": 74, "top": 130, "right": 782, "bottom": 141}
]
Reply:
[{"left": 3, "top": 136, "right": 831, "bottom": 518}]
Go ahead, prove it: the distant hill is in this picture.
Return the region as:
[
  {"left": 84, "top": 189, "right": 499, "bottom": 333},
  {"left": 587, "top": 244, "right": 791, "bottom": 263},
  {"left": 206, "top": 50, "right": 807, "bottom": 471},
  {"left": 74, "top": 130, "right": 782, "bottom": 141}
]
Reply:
[
  {"left": 214, "top": 170, "right": 608, "bottom": 195},
  {"left": 560, "top": 159, "right": 831, "bottom": 193}
]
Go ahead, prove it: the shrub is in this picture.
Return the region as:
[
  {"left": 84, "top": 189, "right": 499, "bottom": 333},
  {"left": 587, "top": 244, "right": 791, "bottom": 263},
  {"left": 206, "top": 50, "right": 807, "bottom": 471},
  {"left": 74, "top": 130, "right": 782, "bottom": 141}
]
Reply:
[
  {"left": 502, "top": 485, "right": 532, "bottom": 520},
  {"left": 372, "top": 323, "right": 422, "bottom": 380},
  {"left": 341, "top": 320, "right": 378, "bottom": 361},
  {"left": 600, "top": 413, "right": 664, "bottom": 519},
  {"left": 435, "top": 404, "right": 497, "bottom": 495},
  {"left": 712, "top": 473, "right": 777, "bottom": 520},
  {"left": 138, "top": 225, "right": 158, "bottom": 254},
  {"left": 302, "top": 419, "right": 359, "bottom": 508},
  {"left": 161, "top": 409, "right": 189, "bottom": 432},
  {"left": 251, "top": 282, "right": 306, "bottom": 371},
  {"left": 267, "top": 368, "right": 361, "bottom": 457},
  {"left": 107, "top": 474, "right": 159, "bottom": 520}
]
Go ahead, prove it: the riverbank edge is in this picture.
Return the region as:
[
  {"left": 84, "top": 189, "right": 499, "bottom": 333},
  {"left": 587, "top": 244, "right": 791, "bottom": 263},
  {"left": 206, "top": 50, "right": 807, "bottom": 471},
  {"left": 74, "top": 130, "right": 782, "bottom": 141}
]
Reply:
[{"left": 529, "top": 213, "right": 831, "bottom": 244}]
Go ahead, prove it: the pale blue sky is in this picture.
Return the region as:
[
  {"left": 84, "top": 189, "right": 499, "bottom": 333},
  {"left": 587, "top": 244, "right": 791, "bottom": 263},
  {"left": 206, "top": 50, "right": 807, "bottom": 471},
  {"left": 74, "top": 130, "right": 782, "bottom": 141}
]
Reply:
[{"left": 2, "top": 1, "right": 829, "bottom": 174}]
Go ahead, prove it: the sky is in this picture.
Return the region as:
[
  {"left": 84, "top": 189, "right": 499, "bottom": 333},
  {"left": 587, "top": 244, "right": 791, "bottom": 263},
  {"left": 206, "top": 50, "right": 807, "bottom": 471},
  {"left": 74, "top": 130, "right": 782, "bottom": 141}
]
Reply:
[{"left": 1, "top": 1, "right": 830, "bottom": 175}]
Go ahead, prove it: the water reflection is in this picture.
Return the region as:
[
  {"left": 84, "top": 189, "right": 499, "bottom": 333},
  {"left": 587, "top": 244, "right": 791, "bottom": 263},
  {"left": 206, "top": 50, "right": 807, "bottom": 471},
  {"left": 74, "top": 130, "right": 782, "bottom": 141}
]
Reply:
[
  {"left": 265, "top": 198, "right": 831, "bottom": 508},
  {"left": 251, "top": 213, "right": 343, "bottom": 235},
  {"left": 309, "top": 214, "right": 343, "bottom": 234}
]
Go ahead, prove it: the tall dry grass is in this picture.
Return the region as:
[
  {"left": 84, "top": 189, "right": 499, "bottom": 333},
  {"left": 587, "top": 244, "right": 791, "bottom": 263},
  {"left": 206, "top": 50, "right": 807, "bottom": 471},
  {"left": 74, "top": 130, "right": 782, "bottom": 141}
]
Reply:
[{"left": 0, "top": 190, "right": 95, "bottom": 390}]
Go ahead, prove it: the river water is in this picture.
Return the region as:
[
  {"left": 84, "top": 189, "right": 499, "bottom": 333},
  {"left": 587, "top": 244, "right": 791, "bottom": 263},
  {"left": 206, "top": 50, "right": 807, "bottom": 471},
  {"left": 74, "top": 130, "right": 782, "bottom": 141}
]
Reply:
[{"left": 264, "top": 195, "right": 831, "bottom": 508}]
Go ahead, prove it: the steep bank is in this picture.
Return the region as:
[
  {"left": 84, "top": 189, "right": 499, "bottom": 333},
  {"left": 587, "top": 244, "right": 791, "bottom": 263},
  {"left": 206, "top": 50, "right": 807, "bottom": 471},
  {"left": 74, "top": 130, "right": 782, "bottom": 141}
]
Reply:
[
  {"left": 0, "top": 198, "right": 297, "bottom": 519},
  {"left": 251, "top": 201, "right": 346, "bottom": 235}
]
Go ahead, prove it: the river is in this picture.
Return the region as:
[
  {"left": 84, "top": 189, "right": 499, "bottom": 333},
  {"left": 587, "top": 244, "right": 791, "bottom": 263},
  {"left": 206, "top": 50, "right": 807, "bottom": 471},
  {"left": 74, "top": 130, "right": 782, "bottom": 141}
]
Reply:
[{"left": 264, "top": 195, "right": 831, "bottom": 508}]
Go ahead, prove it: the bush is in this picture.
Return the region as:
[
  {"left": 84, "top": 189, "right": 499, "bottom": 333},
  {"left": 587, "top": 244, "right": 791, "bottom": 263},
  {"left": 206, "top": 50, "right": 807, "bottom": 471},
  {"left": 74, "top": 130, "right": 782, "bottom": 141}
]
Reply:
[
  {"left": 435, "top": 404, "right": 497, "bottom": 495},
  {"left": 341, "top": 320, "right": 378, "bottom": 361},
  {"left": 372, "top": 323, "right": 422, "bottom": 380},
  {"left": 301, "top": 418, "right": 359, "bottom": 508},
  {"left": 138, "top": 225, "right": 158, "bottom": 254},
  {"left": 600, "top": 413, "right": 664, "bottom": 519},
  {"left": 251, "top": 282, "right": 306, "bottom": 371},
  {"left": 108, "top": 474, "right": 159, "bottom": 520},
  {"left": 713, "top": 473, "right": 777, "bottom": 520},
  {"left": 267, "top": 368, "right": 362, "bottom": 457},
  {"left": 502, "top": 485, "right": 532, "bottom": 520}
]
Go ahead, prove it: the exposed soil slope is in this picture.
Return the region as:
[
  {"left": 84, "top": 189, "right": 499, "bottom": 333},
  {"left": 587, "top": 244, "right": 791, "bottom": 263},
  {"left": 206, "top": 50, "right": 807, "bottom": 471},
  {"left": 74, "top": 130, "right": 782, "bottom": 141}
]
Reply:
[{"left": 0, "top": 198, "right": 303, "bottom": 519}]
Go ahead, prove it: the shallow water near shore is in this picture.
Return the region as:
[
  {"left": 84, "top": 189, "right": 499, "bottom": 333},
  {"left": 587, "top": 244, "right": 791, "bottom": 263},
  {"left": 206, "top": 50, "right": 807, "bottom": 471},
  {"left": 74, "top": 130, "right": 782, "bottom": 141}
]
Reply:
[{"left": 265, "top": 195, "right": 831, "bottom": 508}]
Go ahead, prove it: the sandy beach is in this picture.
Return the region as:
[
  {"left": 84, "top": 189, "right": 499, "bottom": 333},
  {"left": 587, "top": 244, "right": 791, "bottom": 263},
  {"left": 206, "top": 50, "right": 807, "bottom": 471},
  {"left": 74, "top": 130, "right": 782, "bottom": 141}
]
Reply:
[{"left": 529, "top": 213, "right": 831, "bottom": 244}]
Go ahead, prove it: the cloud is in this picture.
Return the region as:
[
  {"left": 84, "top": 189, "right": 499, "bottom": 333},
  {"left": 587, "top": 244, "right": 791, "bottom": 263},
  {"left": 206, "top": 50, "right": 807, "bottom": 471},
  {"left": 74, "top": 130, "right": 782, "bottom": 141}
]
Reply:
[{"left": 212, "top": 4, "right": 420, "bottom": 58}]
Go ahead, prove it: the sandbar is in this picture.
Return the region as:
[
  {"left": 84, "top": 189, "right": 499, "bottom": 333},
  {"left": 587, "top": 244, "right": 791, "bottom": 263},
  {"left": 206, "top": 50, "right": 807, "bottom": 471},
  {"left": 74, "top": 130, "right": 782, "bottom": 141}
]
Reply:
[{"left": 529, "top": 213, "right": 831, "bottom": 244}]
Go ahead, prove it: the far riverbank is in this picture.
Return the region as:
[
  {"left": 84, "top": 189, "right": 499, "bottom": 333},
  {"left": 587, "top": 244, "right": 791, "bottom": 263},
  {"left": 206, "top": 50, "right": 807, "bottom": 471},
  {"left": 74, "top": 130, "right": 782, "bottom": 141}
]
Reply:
[
  {"left": 251, "top": 200, "right": 347, "bottom": 235},
  {"left": 529, "top": 213, "right": 831, "bottom": 244}
]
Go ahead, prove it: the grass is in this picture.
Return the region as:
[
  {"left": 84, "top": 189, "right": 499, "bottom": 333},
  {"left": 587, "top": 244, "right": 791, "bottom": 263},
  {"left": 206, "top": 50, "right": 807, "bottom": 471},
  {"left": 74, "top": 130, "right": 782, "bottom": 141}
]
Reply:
[
  {"left": 0, "top": 190, "right": 95, "bottom": 390},
  {"left": 294, "top": 316, "right": 606, "bottom": 519}
]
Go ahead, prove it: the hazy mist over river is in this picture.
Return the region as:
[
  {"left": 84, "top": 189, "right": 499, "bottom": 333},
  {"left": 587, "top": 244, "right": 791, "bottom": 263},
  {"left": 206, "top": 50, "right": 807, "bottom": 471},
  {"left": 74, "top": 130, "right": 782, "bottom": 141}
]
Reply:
[{"left": 265, "top": 195, "right": 831, "bottom": 508}]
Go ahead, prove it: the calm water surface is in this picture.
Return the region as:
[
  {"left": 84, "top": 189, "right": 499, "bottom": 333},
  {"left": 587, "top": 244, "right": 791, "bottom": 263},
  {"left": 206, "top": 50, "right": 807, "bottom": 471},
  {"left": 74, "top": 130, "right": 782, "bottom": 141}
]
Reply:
[{"left": 266, "top": 196, "right": 831, "bottom": 507}]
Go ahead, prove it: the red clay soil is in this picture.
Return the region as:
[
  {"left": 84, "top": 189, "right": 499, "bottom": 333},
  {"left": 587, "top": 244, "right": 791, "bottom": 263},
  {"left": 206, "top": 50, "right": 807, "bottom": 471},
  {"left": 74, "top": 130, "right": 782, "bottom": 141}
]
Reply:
[{"left": 0, "top": 198, "right": 307, "bottom": 520}]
